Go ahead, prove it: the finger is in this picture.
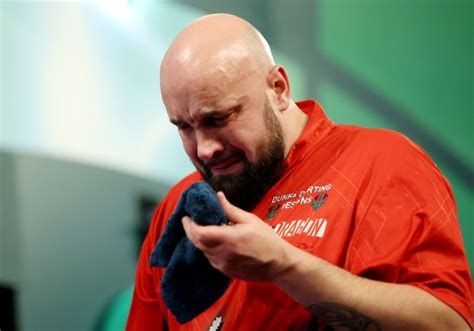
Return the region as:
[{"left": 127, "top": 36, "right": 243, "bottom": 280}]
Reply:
[
  {"left": 182, "top": 216, "right": 226, "bottom": 248},
  {"left": 182, "top": 216, "right": 198, "bottom": 245},
  {"left": 217, "top": 191, "right": 256, "bottom": 224}
]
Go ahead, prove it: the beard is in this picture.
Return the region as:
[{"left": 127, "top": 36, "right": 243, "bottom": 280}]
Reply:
[{"left": 198, "top": 100, "right": 285, "bottom": 211}]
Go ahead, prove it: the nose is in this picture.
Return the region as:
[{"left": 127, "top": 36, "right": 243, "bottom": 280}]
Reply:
[{"left": 195, "top": 130, "right": 224, "bottom": 162}]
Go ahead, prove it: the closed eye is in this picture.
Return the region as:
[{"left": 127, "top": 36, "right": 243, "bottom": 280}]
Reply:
[
  {"left": 204, "top": 114, "right": 232, "bottom": 128},
  {"left": 203, "top": 106, "right": 241, "bottom": 128},
  {"left": 178, "top": 123, "right": 192, "bottom": 131},
  {"left": 170, "top": 119, "right": 191, "bottom": 131}
]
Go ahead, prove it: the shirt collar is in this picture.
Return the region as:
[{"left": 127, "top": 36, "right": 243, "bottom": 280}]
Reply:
[{"left": 283, "top": 99, "right": 334, "bottom": 168}]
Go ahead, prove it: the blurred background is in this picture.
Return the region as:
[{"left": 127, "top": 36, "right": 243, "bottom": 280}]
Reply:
[{"left": 0, "top": 0, "right": 472, "bottom": 330}]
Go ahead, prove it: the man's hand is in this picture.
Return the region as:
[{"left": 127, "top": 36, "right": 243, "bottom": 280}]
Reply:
[{"left": 182, "top": 191, "right": 295, "bottom": 281}]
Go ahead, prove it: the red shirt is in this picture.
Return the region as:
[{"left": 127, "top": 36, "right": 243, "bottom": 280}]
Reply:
[{"left": 127, "top": 100, "right": 473, "bottom": 330}]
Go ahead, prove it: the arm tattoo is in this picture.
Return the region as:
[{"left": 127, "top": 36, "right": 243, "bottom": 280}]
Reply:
[{"left": 308, "top": 303, "right": 381, "bottom": 331}]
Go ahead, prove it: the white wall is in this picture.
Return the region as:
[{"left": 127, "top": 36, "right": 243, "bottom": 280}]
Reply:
[
  {"left": 1, "top": 151, "right": 168, "bottom": 330},
  {"left": 0, "top": 1, "right": 201, "bottom": 185}
]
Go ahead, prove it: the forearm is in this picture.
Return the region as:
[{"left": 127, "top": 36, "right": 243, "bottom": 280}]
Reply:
[{"left": 272, "top": 244, "right": 469, "bottom": 331}]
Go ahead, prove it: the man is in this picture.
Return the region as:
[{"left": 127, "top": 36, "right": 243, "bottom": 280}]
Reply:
[{"left": 127, "top": 14, "right": 472, "bottom": 330}]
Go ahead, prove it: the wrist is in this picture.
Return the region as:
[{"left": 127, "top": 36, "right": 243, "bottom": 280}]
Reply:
[{"left": 268, "top": 241, "right": 305, "bottom": 284}]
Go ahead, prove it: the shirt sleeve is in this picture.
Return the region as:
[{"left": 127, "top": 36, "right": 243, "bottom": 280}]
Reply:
[{"left": 346, "top": 153, "right": 473, "bottom": 327}]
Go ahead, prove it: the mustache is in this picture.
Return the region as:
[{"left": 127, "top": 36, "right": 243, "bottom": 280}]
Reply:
[{"left": 203, "top": 149, "right": 245, "bottom": 168}]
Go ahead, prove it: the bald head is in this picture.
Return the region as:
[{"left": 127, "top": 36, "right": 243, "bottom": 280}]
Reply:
[
  {"left": 160, "top": 14, "right": 275, "bottom": 99},
  {"left": 160, "top": 13, "right": 307, "bottom": 174}
]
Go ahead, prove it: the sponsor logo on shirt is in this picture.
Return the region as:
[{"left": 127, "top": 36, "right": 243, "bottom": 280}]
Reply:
[
  {"left": 274, "top": 218, "right": 328, "bottom": 238},
  {"left": 311, "top": 192, "right": 328, "bottom": 210},
  {"left": 270, "top": 184, "right": 332, "bottom": 211},
  {"left": 267, "top": 184, "right": 332, "bottom": 238},
  {"left": 265, "top": 203, "right": 281, "bottom": 220},
  {"left": 208, "top": 315, "right": 223, "bottom": 331}
]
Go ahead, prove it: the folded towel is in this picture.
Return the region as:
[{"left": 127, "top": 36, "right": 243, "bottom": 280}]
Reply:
[{"left": 150, "top": 181, "right": 231, "bottom": 324}]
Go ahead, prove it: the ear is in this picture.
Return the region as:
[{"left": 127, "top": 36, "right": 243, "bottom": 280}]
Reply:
[{"left": 266, "top": 65, "right": 291, "bottom": 111}]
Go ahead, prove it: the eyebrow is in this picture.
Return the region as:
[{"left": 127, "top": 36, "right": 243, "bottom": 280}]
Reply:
[
  {"left": 169, "top": 118, "right": 186, "bottom": 127},
  {"left": 200, "top": 108, "right": 230, "bottom": 118},
  {"left": 169, "top": 103, "right": 242, "bottom": 127},
  {"left": 170, "top": 108, "right": 228, "bottom": 123}
]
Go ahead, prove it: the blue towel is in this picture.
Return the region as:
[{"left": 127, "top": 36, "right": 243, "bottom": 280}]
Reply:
[{"left": 149, "top": 182, "right": 231, "bottom": 324}]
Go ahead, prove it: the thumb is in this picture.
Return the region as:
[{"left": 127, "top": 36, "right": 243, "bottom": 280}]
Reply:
[{"left": 217, "top": 191, "right": 255, "bottom": 225}]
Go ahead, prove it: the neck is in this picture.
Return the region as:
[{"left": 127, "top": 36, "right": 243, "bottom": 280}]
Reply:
[{"left": 281, "top": 100, "right": 309, "bottom": 158}]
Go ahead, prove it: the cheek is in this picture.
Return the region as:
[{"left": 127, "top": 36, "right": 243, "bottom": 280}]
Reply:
[
  {"left": 179, "top": 131, "right": 198, "bottom": 159},
  {"left": 231, "top": 110, "right": 269, "bottom": 160},
  {"left": 230, "top": 131, "right": 263, "bottom": 162}
]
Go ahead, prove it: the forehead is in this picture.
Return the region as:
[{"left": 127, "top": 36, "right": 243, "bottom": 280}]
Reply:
[{"left": 164, "top": 64, "right": 258, "bottom": 120}]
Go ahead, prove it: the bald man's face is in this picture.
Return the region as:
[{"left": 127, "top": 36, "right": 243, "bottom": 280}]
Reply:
[{"left": 162, "top": 64, "right": 285, "bottom": 210}]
